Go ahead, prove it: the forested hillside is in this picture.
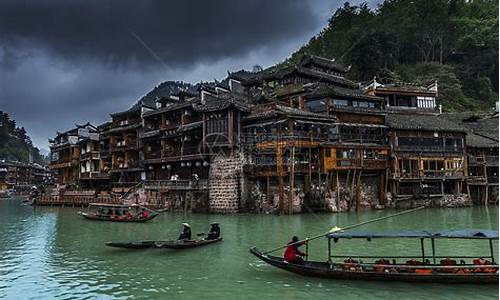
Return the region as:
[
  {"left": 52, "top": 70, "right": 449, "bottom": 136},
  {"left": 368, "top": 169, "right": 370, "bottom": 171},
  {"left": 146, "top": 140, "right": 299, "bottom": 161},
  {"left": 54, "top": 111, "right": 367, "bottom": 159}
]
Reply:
[
  {"left": 282, "top": 0, "right": 498, "bottom": 112},
  {"left": 0, "top": 111, "right": 46, "bottom": 164}
]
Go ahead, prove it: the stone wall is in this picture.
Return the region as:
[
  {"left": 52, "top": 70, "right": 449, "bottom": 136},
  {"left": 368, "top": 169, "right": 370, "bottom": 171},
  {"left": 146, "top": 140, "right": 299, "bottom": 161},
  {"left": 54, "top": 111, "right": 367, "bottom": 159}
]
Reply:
[
  {"left": 395, "top": 194, "right": 472, "bottom": 209},
  {"left": 208, "top": 151, "right": 244, "bottom": 213},
  {"left": 247, "top": 172, "right": 383, "bottom": 213}
]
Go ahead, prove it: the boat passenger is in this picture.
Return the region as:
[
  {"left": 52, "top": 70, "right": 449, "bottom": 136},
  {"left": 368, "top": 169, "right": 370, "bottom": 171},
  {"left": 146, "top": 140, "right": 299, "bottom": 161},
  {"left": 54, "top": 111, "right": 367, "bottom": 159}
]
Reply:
[
  {"left": 343, "top": 258, "right": 363, "bottom": 272},
  {"left": 178, "top": 223, "right": 192, "bottom": 241},
  {"left": 207, "top": 223, "right": 221, "bottom": 240},
  {"left": 374, "top": 258, "right": 390, "bottom": 273},
  {"left": 284, "top": 236, "right": 306, "bottom": 265},
  {"left": 140, "top": 209, "right": 149, "bottom": 219},
  {"left": 473, "top": 258, "right": 497, "bottom": 273},
  {"left": 125, "top": 210, "right": 133, "bottom": 220},
  {"left": 439, "top": 258, "right": 457, "bottom": 273}
]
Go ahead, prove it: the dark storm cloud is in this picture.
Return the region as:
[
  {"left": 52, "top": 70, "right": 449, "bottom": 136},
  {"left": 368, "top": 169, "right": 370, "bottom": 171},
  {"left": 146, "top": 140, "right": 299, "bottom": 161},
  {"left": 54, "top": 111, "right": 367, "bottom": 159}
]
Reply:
[
  {"left": 0, "top": 0, "right": 320, "bottom": 69},
  {"left": 0, "top": 0, "right": 361, "bottom": 150}
]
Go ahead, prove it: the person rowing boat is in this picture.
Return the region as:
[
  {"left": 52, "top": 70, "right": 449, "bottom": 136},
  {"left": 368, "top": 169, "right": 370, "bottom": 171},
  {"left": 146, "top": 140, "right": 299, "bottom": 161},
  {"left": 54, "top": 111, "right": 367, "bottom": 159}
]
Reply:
[
  {"left": 178, "top": 223, "right": 192, "bottom": 241},
  {"left": 207, "top": 223, "right": 221, "bottom": 240},
  {"left": 284, "top": 236, "right": 306, "bottom": 265}
]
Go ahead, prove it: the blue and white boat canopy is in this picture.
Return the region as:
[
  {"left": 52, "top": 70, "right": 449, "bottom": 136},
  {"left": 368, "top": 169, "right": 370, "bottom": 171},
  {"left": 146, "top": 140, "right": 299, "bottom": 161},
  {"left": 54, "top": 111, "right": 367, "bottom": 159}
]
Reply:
[{"left": 326, "top": 229, "right": 499, "bottom": 240}]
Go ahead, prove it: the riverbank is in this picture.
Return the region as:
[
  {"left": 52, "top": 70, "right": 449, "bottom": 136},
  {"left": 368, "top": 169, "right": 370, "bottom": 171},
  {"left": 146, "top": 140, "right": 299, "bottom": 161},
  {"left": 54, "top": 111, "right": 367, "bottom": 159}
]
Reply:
[{"left": 0, "top": 198, "right": 497, "bottom": 299}]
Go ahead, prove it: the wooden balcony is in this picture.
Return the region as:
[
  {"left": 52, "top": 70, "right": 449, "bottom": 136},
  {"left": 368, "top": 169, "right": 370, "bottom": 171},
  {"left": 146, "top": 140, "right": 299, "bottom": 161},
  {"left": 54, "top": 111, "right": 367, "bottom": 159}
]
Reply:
[
  {"left": 80, "top": 151, "right": 100, "bottom": 160},
  {"left": 144, "top": 179, "right": 208, "bottom": 191}
]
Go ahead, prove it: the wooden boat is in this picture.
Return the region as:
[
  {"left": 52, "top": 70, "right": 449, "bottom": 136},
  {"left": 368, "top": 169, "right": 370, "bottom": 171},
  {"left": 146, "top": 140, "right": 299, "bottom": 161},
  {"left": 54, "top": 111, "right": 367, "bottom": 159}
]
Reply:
[
  {"left": 250, "top": 229, "right": 499, "bottom": 284},
  {"left": 154, "top": 237, "right": 223, "bottom": 249},
  {"left": 105, "top": 240, "right": 163, "bottom": 249},
  {"left": 78, "top": 203, "right": 158, "bottom": 222},
  {"left": 105, "top": 237, "right": 223, "bottom": 249}
]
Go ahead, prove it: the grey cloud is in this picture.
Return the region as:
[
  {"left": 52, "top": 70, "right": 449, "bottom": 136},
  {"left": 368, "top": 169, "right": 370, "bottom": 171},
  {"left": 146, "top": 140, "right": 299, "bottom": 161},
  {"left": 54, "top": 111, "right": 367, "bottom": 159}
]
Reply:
[{"left": 0, "top": 0, "right": 321, "bottom": 69}]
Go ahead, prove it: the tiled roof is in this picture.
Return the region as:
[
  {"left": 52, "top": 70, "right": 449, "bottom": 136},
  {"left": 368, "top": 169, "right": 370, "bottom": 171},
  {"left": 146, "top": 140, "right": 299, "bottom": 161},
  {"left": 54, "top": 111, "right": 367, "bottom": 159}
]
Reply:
[
  {"left": 193, "top": 94, "right": 249, "bottom": 112},
  {"left": 307, "top": 85, "right": 384, "bottom": 101},
  {"left": 299, "top": 54, "right": 350, "bottom": 73},
  {"left": 386, "top": 113, "right": 465, "bottom": 132},
  {"left": 244, "top": 104, "right": 337, "bottom": 122}
]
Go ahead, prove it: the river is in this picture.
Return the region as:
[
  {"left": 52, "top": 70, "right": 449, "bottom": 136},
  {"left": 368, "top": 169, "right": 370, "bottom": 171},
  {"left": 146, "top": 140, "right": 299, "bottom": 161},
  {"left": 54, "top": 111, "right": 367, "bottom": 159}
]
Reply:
[{"left": 0, "top": 198, "right": 497, "bottom": 299}]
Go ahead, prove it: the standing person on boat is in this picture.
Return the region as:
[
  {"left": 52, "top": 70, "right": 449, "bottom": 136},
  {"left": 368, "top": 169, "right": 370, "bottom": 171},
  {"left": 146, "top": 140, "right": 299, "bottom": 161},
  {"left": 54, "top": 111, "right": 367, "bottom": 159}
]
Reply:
[
  {"left": 178, "top": 223, "right": 192, "bottom": 241},
  {"left": 207, "top": 223, "right": 220, "bottom": 240},
  {"left": 284, "top": 236, "right": 306, "bottom": 264}
]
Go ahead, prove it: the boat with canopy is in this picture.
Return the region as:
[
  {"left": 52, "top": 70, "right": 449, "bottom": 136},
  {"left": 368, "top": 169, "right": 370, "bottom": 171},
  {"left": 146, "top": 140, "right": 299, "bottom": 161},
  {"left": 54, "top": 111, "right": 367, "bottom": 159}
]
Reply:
[
  {"left": 78, "top": 203, "right": 158, "bottom": 222},
  {"left": 250, "top": 229, "right": 498, "bottom": 284}
]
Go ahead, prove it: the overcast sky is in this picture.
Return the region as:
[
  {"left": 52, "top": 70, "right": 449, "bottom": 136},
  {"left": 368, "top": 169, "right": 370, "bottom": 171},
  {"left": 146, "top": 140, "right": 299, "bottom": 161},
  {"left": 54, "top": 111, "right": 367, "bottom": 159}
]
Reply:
[{"left": 0, "top": 0, "right": 377, "bottom": 151}]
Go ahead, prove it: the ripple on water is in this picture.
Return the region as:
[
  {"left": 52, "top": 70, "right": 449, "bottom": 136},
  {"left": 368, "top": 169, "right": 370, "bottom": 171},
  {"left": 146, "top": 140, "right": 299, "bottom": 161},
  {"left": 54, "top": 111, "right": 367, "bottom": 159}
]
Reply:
[{"left": 0, "top": 201, "right": 498, "bottom": 300}]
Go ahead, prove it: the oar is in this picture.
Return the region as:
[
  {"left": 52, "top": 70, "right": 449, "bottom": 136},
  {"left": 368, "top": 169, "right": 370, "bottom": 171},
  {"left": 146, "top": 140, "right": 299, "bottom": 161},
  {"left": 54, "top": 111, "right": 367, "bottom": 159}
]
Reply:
[{"left": 263, "top": 206, "right": 426, "bottom": 255}]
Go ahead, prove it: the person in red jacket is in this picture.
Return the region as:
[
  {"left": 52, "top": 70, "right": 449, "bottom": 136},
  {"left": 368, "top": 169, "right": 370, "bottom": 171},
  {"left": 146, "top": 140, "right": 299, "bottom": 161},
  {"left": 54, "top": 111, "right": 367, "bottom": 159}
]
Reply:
[{"left": 284, "top": 236, "right": 306, "bottom": 264}]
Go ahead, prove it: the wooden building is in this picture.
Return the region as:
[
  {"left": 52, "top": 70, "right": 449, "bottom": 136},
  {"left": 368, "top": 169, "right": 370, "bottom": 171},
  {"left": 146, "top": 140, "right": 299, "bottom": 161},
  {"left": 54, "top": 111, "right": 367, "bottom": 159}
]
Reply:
[
  {"left": 49, "top": 123, "right": 97, "bottom": 186},
  {"left": 364, "top": 77, "right": 439, "bottom": 113},
  {"left": 45, "top": 54, "right": 498, "bottom": 211},
  {"left": 443, "top": 113, "right": 499, "bottom": 204},
  {"left": 106, "top": 106, "right": 149, "bottom": 193},
  {"left": 386, "top": 113, "right": 468, "bottom": 205}
]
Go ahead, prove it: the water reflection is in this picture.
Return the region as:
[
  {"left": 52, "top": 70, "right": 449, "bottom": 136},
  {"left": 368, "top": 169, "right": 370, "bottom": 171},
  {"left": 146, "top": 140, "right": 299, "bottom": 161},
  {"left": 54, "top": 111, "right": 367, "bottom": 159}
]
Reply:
[{"left": 0, "top": 199, "right": 497, "bottom": 299}]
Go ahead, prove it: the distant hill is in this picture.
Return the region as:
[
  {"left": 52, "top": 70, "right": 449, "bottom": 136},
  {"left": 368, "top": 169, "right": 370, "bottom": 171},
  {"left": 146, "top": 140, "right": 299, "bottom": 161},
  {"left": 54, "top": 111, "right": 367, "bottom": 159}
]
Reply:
[
  {"left": 137, "top": 81, "right": 198, "bottom": 107},
  {"left": 0, "top": 111, "right": 47, "bottom": 164},
  {"left": 279, "top": 0, "right": 498, "bottom": 112}
]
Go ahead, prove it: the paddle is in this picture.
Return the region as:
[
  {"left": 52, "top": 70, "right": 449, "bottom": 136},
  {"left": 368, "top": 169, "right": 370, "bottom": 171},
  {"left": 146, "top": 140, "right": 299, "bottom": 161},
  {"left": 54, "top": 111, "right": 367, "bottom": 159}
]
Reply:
[{"left": 263, "top": 206, "right": 426, "bottom": 255}]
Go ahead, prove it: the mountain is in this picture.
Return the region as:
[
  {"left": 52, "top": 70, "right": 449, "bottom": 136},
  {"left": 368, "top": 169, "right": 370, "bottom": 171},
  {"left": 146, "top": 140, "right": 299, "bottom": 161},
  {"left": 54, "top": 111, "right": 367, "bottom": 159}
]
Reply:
[
  {"left": 137, "top": 81, "right": 198, "bottom": 107},
  {"left": 0, "top": 111, "right": 47, "bottom": 164},
  {"left": 279, "top": 0, "right": 498, "bottom": 112}
]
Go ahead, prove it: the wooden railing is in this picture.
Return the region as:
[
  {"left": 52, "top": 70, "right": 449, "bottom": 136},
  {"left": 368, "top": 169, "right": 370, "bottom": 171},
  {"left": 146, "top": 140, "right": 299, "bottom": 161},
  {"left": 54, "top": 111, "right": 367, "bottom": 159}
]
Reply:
[{"left": 144, "top": 179, "right": 208, "bottom": 190}]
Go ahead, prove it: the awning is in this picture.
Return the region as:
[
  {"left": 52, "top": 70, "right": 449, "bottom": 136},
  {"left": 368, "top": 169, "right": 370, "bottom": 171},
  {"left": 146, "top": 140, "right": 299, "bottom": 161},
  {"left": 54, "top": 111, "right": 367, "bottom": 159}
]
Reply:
[{"left": 326, "top": 229, "right": 498, "bottom": 240}]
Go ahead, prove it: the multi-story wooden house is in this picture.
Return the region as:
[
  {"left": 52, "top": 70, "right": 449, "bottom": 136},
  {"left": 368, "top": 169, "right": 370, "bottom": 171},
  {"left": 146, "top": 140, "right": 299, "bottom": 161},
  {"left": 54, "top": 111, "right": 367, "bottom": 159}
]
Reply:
[
  {"left": 364, "top": 77, "right": 439, "bottom": 113},
  {"left": 49, "top": 123, "right": 97, "bottom": 186},
  {"left": 107, "top": 106, "right": 149, "bottom": 193},
  {"left": 443, "top": 113, "right": 499, "bottom": 204},
  {"left": 386, "top": 113, "right": 467, "bottom": 204}
]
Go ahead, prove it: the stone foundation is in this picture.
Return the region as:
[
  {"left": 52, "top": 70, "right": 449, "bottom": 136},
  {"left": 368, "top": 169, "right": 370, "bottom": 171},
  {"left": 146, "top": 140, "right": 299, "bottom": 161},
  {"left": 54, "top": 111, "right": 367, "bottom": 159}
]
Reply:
[
  {"left": 208, "top": 152, "right": 244, "bottom": 213},
  {"left": 395, "top": 193, "right": 472, "bottom": 209}
]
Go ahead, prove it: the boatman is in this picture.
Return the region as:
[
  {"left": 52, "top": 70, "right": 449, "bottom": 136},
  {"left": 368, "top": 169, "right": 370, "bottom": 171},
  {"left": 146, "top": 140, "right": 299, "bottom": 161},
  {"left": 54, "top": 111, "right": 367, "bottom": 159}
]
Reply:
[
  {"left": 207, "top": 223, "right": 221, "bottom": 240},
  {"left": 284, "top": 236, "right": 306, "bottom": 264},
  {"left": 178, "top": 223, "right": 192, "bottom": 241}
]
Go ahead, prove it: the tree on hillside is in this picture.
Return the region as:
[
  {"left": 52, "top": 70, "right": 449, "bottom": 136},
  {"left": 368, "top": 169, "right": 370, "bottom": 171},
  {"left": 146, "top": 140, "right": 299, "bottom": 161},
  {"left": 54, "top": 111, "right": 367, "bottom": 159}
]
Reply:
[{"left": 283, "top": 0, "right": 498, "bottom": 111}]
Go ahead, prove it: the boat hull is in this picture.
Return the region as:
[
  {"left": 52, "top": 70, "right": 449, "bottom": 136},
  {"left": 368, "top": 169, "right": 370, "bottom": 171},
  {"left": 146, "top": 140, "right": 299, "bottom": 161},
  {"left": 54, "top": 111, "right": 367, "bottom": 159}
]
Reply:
[
  {"left": 106, "top": 240, "right": 162, "bottom": 249},
  {"left": 155, "top": 237, "right": 223, "bottom": 249},
  {"left": 250, "top": 247, "right": 499, "bottom": 284}
]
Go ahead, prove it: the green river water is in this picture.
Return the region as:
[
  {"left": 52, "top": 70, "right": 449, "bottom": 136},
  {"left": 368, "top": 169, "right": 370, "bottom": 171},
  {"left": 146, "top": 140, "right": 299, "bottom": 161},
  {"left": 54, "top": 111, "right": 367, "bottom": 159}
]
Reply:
[{"left": 0, "top": 198, "right": 498, "bottom": 299}]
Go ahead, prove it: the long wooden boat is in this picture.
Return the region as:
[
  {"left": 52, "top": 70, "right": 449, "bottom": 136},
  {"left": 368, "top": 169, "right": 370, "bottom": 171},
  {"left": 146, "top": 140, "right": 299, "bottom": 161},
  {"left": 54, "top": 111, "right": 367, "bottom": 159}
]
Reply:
[
  {"left": 106, "top": 240, "right": 164, "bottom": 249},
  {"left": 154, "top": 237, "right": 222, "bottom": 249},
  {"left": 78, "top": 203, "right": 158, "bottom": 222},
  {"left": 105, "top": 237, "right": 223, "bottom": 249},
  {"left": 250, "top": 229, "right": 499, "bottom": 284}
]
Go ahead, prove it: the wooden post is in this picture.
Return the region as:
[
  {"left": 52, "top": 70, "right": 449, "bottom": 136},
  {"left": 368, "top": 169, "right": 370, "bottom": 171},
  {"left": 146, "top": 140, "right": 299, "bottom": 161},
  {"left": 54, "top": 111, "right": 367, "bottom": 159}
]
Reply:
[
  {"left": 431, "top": 238, "right": 436, "bottom": 264},
  {"left": 276, "top": 145, "right": 285, "bottom": 214},
  {"left": 484, "top": 185, "right": 489, "bottom": 205},
  {"left": 490, "top": 239, "right": 495, "bottom": 263},
  {"left": 336, "top": 171, "right": 340, "bottom": 209},
  {"left": 420, "top": 238, "right": 425, "bottom": 262},
  {"left": 265, "top": 176, "right": 270, "bottom": 212},
  {"left": 288, "top": 145, "right": 295, "bottom": 215},
  {"left": 355, "top": 170, "right": 362, "bottom": 212}
]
